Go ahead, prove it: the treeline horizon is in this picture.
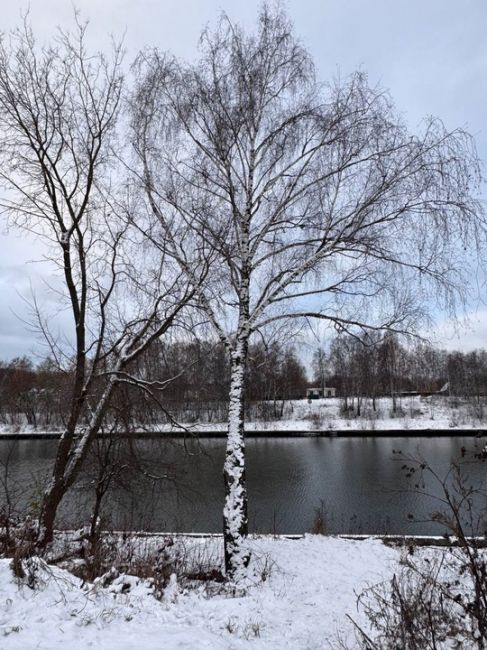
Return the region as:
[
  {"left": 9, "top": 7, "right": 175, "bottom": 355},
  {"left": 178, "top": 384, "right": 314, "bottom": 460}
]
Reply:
[{"left": 1, "top": 334, "right": 486, "bottom": 428}]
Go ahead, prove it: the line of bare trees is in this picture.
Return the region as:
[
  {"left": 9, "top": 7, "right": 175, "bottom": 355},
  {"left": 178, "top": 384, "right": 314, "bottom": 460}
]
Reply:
[
  {"left": 321, "top": 334, "right": 487, "bottom": 410},
  {"left": 0, "top": 4, "right": 484, "bottom": 578},
  {"left": 0, "top": 340, "right": 308, "bottom": 428},
  {"left": 2, "top": 336, "right": 487, "bottom": 430}
]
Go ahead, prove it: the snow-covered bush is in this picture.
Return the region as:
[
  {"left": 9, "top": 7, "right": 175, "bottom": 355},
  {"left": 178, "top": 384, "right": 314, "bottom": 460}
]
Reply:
[
  {"left": 55, "top": 533, "right": 226, "bottom": 598},
  {"left": 353, "top": 553, "right": 466, "bottom": 649},
  {"left": 352, "top": 453, "right": 487, "bottom": 649}
]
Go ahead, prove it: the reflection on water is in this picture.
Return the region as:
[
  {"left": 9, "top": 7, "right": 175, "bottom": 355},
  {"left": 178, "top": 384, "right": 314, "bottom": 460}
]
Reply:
[{"left": 0, "top": 436, "right": 485, "bottom": 535}]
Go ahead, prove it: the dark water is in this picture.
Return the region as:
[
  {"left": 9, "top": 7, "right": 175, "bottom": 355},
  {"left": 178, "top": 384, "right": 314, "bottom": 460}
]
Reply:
[{"left": 0, "top": 436, "right": 486, "bottom": 535}]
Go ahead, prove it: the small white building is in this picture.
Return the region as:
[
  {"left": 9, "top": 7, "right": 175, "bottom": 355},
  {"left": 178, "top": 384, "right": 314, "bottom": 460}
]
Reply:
[{"left": 306, "top": 386, "right": 336, "bottom": 399}]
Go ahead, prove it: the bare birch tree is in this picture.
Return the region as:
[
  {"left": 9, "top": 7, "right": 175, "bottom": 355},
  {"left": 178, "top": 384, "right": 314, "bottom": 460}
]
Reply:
[
  {"left": 0, "top": 20, "right": 201, "bottom": 544},
  {"left": 131, "top": 5, "right": 483, "bottom": 577}
]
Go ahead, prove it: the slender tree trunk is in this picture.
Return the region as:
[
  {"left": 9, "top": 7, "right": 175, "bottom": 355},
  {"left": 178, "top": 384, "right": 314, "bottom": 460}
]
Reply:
[
  {"left": 37, "top": 375, "right": 118, "bottom": 546},
  {"left": 223, "top": 340, "right": 250, "bottom": 578},
  {"left": 37, "top": 478, "right": 66, "bottom": 546}
]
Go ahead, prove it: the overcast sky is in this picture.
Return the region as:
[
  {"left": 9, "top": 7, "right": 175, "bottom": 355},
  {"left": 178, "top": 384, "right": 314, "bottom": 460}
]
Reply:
[{"left": 1, "top": 0, "right": 486, "bottom": 360}]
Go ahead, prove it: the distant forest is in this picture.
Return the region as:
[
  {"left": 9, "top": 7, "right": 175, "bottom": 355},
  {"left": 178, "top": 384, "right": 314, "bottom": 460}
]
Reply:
[{"left": 1, "top": 334, "right": 486, "bottom": 428}]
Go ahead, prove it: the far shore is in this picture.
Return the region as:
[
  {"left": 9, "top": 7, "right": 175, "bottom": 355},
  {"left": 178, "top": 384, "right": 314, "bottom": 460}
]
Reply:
[
  {"left": 1, "top": 428, "right": 486, "bottom": 440},
  {"left": 3, "top": 396, "right": 486, "bottom": 440}
]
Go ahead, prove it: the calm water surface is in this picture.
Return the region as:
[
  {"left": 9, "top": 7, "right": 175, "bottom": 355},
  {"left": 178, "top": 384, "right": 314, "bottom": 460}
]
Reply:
[{"left": 0, "top": 436, "right": 485, "bottom": 535}]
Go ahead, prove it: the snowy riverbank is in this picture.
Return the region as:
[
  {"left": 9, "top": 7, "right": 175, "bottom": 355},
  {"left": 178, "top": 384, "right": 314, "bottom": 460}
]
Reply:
[
  {"left": 1, "top": 395, "right": 487, "bottom": 437},
  {"left": 0, "top": 535, "right": 407, "bottom": 649}
]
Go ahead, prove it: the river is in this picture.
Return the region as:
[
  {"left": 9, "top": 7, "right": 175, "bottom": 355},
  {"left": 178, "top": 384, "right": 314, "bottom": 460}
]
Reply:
[{"left": 0, "top": 435, "right": 485, "bottom": 535}]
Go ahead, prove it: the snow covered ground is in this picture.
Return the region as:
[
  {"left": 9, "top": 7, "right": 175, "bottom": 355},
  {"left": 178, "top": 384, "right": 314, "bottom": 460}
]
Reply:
[
  {"left": 1, "top": 395, "right": 486, "bottom": 436},
  {"left": 0, "top": 535, "right": 402, "bottom": 650},
  {"left": 262, "top": 394, "right": 487, "bottom": 432}
]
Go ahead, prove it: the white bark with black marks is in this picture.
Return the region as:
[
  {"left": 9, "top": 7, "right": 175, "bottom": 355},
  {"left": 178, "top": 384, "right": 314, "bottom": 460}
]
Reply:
[{"left": 223, "top": 343, "right": 250, "bottom": 577}]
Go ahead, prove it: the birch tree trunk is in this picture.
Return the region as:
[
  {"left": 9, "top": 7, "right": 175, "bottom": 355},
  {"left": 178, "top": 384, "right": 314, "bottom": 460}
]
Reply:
[{"left": 223, "top": 341, "right": 250, "bottom": 578}]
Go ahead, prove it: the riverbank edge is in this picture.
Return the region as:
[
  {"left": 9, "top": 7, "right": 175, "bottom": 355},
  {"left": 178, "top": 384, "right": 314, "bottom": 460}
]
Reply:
[
  {"left": 1, "top": 428, "right": 486, "bottom": 439},
  {"left": 50, "top": 530, "right": 487, "bottom": 549}
]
